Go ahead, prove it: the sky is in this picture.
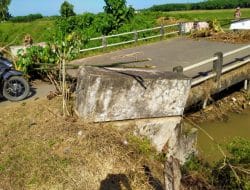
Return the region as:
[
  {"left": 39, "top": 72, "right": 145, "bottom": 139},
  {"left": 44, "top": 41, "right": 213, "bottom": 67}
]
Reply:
[{"left": 9, "top": 0, "right": 201, "bottom": 16}]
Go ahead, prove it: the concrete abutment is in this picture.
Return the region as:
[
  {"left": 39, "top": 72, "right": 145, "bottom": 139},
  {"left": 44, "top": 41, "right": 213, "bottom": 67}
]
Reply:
[{"left": 75, "top": 67, "right": 196, "bottom": 163}]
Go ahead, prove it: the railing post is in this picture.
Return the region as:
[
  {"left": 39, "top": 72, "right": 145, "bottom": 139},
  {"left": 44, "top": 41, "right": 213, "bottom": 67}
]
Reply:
[
  {"left": 173, "top": 66, "right": 183, "bottom": 74},
  {"left": 248, "top": 79, "right": 250, "bottom": 95},
  {"left": 179, "top": 23, "right": 184, "bottom": 36},
  {"left": 134, "top": 30, "right": 138, "bottom": 43},
  {"left": 213, "top": 52, "right": 223, "bottom": 83},
  {"left": 102, "top": 35, "right": 107, "bottom": 49},
  {"left": 160, "top": 24, "right": 165, "bottom": 40},
  {"left": 244, "top": 79, "right": 250, "bottom": 94}
]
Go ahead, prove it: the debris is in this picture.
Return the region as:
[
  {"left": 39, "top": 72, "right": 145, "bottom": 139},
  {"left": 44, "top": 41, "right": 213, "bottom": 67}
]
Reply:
[
  {"left": 187, "top": 91, "right": 250, "bottom": 123},
  {"left": 207, "top": 31, "right": 250, "bottom": 44},
  {"left": 123, "top": 140, "right": 128, "bottom": 145},
  {"left": 232, "top": 97, "right": 237, "bottom": 102},
  {"left": 78, "top": 130, "right": 83, "bottom": 136}
]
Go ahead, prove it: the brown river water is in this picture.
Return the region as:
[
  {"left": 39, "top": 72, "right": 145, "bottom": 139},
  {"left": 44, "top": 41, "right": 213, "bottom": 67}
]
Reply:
[{"left": 197, "top": 108, "right": 250, "bottom": 163}]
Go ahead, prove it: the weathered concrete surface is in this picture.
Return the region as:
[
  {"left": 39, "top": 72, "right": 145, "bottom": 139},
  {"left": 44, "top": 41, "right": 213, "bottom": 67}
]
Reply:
[
  {"left": 112, "top": 117, "right": 197, "bottom": 163},
  {"left": 75, "top": 67, "right": 195, "bottom": 161},
  {"left": 75, "top": 67, "right": 191, "bottom": 122}
]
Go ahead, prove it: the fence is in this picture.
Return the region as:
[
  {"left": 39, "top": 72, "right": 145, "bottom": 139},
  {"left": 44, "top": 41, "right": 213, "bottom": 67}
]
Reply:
[
  {"left": 80, "top": 23, "right": 180, "bottom": 53},
  {"left": 173, "top": 44, "right": 250, "bottom": 87}
]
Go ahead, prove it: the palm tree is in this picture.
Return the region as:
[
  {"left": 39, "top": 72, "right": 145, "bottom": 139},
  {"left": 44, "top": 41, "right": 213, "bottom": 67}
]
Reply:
[{"left": 0, "top": 0, "right": 11, "bottom": 21}]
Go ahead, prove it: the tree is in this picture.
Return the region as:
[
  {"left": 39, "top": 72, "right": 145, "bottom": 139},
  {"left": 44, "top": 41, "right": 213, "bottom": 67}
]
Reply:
[
  {"left": 60, "top": 1, "right": 76, "bottom": 18},
  {"left": 0, "top": 0, "right": 11, "bottom": 21},
  {"left": 103, "top": 0, "right": 134, "bottom": 34}
]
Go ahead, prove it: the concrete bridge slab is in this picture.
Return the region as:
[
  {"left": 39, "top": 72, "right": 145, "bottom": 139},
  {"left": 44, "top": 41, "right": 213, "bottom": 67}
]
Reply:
[{"left": 70, "top": 37, "right": 249, "bottom": 78}]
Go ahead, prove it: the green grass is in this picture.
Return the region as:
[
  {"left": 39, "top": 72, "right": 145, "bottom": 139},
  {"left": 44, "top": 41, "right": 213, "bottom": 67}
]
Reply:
[
  {"left": 0, "top": 19, "right": 54, "bottom": 46},
  {"left": 0, "top": 8, "right": 249, "bottom": 47},
  {"left": 167, "top": 8, "right": 250, "bottom": 20}
]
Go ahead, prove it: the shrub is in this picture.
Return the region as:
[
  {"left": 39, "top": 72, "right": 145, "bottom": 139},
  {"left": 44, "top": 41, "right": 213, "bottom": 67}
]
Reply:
[{"left": 9, "top": 14, "right": 43, "bottom": 23}]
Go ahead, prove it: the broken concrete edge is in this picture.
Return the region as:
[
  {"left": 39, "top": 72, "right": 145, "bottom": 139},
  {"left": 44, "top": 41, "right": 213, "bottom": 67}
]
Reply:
[
  {"left": 78, "top": 66, "right": 190, "bottom": 80},
  {"left": 75, "top": 66, "right": 191, "bottom": 122}
]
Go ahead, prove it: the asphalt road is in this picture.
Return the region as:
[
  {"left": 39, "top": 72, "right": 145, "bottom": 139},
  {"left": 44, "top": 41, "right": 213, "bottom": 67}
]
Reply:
[
  {"left": 70, "top": 37, "right": 249, "bottom": 78},
  {"left": 0, "top": 81, "right": 55, "bottom": 108}
]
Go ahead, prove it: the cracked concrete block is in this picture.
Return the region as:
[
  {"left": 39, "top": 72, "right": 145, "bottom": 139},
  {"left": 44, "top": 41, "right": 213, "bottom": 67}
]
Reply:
[{"left": 75, "top": 67, "right": 191, "bottom": 122}]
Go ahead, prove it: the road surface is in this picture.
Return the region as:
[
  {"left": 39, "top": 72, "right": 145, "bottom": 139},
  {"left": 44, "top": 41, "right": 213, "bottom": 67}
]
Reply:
[
  {"left": 0, "top": 80, "right": 55, "bottom": 108},
  {"left": 70, "top": 37, "right": 249, "bottom": 78}
]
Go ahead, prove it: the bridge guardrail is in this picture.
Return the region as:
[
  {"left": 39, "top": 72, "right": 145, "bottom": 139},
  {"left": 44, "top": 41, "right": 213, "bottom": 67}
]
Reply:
[
  {"left": 80, "top": 23, "right": 180, "bottom": 53},
  {"left": 174, "top": 44, "right": 250, "bottom": 86}
]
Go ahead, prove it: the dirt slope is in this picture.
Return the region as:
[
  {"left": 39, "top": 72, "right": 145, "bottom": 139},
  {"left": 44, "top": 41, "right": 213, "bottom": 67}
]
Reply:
[{"left": 0, "top": 97, "right": 164, "bottom": 190}]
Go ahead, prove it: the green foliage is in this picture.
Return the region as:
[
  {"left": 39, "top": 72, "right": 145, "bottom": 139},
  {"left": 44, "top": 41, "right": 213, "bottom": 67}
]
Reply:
[
  {"left": 9, "top": 14, "right": 43, "bottom": 23},
  {"left": 128, "top": 135, "right": 153, "bottom": 156},
  {"left": 0, "top": 0, "right": 11, "bottom": 21},
  {"left": 92, "top": 12, "right": 114, "bottom": 35},
  {"left": 214, "top": 137, "right": 250, "bottom": 189},
  {"left": 15, "top": 31, "right": 82, "bottom": 78},
  {"left": 148, "top": 0, "right": 250, "bottom": 12},
  {"left": 53, "top": 32, "right": 82, "bottom": 61},
  {"left": 0, "top": 20, "right": 54, "bottom": 46},
  {"left": 183, "top": 155, "right": 203, "bottom": 172},
  {"left": 212, "top": 138, "right": 250, "bottom": 189},
  {"left": 209, "top": 19, "right": 223, "bottom": 32},
  {"left": 227, "top": 137, "right": 250, "bottom": 164},
  {"left": 54, "top": 13, "right": 95, "bottom": 38},
  {"left": 1, "top": 9, "right": 250, "bottom": 47},
  {"left": 60, "top": 1, "right": 76, "bottom": 18},
  {"left": 103, "top": 0, "right": 135, "bottom": 34},
  {"left": 182, "top": 154, "right": 211, "bottom": 175},
  {"left": 182, "top": 138, "right": 250, "bottom": 190},
  {"left": 16, "top": 45, "right": 57, "bottom": 77}
]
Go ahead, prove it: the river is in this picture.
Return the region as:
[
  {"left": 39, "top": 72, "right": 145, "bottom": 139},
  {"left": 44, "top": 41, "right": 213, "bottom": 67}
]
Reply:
[{"left": 197, "top": 108, "right": 250, "bottom": 163}]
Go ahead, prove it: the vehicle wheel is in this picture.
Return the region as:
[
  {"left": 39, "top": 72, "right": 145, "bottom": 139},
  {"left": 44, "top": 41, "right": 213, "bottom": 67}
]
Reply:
[{"left": 3, "top": 76, "right": 30, "bottom": 101}]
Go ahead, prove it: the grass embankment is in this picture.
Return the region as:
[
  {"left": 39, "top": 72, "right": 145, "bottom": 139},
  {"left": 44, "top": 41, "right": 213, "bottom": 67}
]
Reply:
[
  {"left": 0, "top": 19, "right": 54, "bottom": 46},
  {"left": 167, "top": 8, "right": 250, "bottom": 21},
  {"left": 0, "top": 98, "right": 163, "bottom": 190},
  {"left": 167, "top": 8, "right": 250, "bottom": 28},
  {"left": 1, "top": 9, "right": 250, "bottom": 47}
]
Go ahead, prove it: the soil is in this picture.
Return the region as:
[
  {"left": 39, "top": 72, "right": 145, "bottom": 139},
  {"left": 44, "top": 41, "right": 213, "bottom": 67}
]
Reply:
[
  {"left": 191, "top": 30, "right": 250, "bottom": 44},
  {"left": 0, "top": 95, "right": 165, "bottom": 190},
  {"left": 207, "top": 31, "right": 250, "bottom": 44}
]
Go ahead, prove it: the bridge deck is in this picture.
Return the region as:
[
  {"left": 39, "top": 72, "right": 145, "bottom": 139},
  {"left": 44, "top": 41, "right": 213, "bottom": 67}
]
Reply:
[{"left": 70, "top": 37, "right": 249, "bottom": 78}]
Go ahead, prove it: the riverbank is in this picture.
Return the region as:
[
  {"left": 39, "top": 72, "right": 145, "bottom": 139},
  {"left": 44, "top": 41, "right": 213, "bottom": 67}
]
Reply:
[
  {"left": 0, "top": 82, "right": 249, "bottom": 189},
  {"left": 183, "top": 88, "right": 250, "bottom": 190}
]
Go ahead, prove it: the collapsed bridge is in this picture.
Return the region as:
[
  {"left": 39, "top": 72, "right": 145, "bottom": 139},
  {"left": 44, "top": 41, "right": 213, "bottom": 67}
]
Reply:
[{"left": 73, "top": 37, "right": 250, "bottom": 162}]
